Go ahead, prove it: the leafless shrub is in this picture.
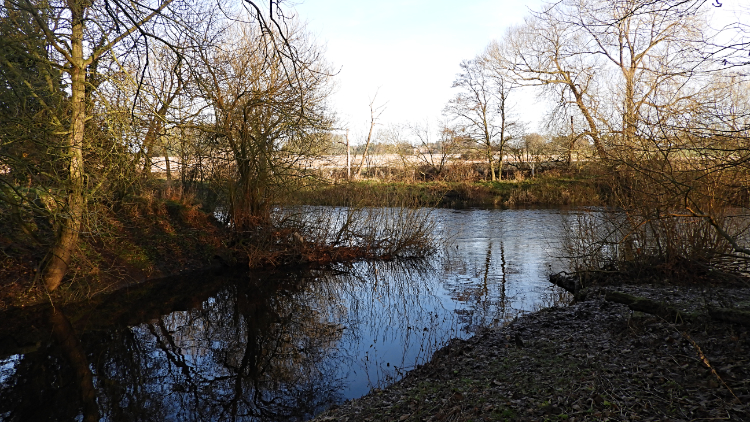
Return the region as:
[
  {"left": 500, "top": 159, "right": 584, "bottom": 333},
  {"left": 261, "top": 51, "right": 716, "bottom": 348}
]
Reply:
[
  {"left": 276, "top": 205, "right": 438, "bottom": 260},
  {"left": 563, "top": 207, "right": 750, "bottom": 283}
]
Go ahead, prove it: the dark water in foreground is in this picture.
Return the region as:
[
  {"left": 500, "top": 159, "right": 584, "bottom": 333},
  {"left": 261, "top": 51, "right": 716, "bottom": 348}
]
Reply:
[{"left": 0, "top": 208, "right": 574, "bottom": 421}]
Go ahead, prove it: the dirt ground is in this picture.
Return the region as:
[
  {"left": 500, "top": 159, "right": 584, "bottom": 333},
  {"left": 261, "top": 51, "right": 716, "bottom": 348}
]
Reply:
[{"left": 313, "top": 284, "right": 750, "bottom": 421}]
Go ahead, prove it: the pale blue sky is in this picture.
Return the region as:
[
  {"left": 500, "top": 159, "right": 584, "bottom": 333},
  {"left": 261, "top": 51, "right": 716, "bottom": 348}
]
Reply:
[
  {"left": 292, "top": 1, "right": 744, "bottom": 141},
  {"left": 293, "top": 0, "right": 546, "bottom": 139}
]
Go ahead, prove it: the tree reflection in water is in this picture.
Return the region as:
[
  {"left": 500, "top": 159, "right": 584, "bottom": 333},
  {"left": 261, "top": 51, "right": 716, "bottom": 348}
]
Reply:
[
  {"left": 318, "top": 259, "right": 460, "bottom": 393},
  {"left": 439, "top": 208, "right": 572, "bottom": 332},
  {"left": 0, "top": 310, "right": 99, "bottom": 422},
  {"left": 0, "top": 259, "right": 455, "bottom": 421},
  {"left": 92, "top": 272, "right": 352, "bottom": 421},
  {"left": 0, "top": 208, "right": 575, "bottom": 421}
]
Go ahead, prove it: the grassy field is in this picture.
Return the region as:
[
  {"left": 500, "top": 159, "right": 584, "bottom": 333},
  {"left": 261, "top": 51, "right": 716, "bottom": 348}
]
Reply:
[{"left": 291, "top": 173, "right": 608, "bottom": 208}]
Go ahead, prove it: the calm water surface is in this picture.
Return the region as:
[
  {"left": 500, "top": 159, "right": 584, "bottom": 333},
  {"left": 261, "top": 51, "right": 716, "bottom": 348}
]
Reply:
[{"left": 0, "top": 207, "right": 575, "bottom": 421}]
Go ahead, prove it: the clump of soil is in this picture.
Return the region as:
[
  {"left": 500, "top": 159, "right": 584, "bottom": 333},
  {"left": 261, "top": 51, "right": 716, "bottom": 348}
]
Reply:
[{"left": 314, "top": 285, "right": 750, "bottom": 421}]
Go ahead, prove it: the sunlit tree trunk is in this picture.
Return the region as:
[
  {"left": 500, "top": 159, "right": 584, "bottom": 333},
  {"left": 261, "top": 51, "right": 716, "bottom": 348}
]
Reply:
[
  {"left": 43, "top": 0, "right": 86, "bottom": 292},
  {"left": 484, "top": 124, "right": 495, "bottom": 181}
]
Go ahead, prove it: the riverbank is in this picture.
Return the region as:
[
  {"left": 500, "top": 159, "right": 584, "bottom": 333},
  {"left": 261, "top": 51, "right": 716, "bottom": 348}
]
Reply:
[
  {"left": 313, "top": 282, "right": 750, "bottom": 421},
  {"left": 290, "top": 174, "right": 607, "bottom": 208},
  {"left": 1, "top": 190, "right": 417, "bottom": 311},
  {"left": 1, "top": 167, "right": 606, "bottom": 310},
  {"left": 0, "top": 193, "right": 235, "bottom": 311}
]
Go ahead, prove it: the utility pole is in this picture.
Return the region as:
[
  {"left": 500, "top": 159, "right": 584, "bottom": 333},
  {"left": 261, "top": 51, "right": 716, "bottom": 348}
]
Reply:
[{"left": 346, "top": 129, "right": 351, "bottom": 180}]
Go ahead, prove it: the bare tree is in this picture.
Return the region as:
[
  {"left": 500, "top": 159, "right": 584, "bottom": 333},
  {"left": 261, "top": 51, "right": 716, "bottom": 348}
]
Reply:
[
  {"left": 194, "top": 20, "right": 334, "bottom": 229},
  {"left": 355, "top": 93, "right": 386, "bottom": 179},
  {"left": 3, "top": 0, "right": 182, "bottom": 292},
  {"left": 499, "top": 0, "right": 708, "bottom": 160},
  {"left": 410, "top": 120, "right": 462, "bottom": 177},
  {"left": 509, "top": 0, "right": 750, "bottom": 267},
  {"left": 133, "top": 43, "right": 188, "bottom": 180},
  {"left": 500, "top": 11, "right": 608, "bottom": 158},
  {"left": 445, "top": 58, "right": 516, "bottom": 181}
]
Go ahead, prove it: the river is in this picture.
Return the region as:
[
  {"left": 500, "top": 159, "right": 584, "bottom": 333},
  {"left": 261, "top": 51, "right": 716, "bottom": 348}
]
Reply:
[{"left": 0, "top": 207, "right": 577, "bottom": 421}]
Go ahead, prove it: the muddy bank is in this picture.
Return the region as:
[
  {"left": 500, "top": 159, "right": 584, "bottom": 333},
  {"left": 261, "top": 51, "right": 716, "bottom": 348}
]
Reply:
[{"left": 313, "top": 284, "right": 750, "bottom": 421}]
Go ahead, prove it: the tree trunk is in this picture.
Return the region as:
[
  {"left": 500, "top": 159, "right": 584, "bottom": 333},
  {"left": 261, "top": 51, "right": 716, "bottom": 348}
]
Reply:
[
  {"left": 356, "top": 97, "right": 382, "bottom": 179},
  {"left": 622, "top": 58, "right": 638, "bottom": 150},
  {"left": 560, "top": 69, "right": 607, "bottom": 160},
  {"left": 572, "top": 87, "right": 607, "bottom": 160},
  {"left": 43, "top": 2, "right": 86, "bottom": 292},
  {"left": 140, "top": 118, "right": 163, "bottom": 177},
  {"left": 164, "top": 152, "right": 172, "bottom": 193},
  {"left": 487, "top": 145, "right": 495, "bottom": 181},
  {"left": 567, "top": 116, "right": 575, "bottom": 166},
  {"left": 604, "top": 291, "right": 686, "bottom": 322},
  {"left": 707, "top": 307, "right": 750, "bottom": 327},
  {"left": 356, "top": 124, "right": 375, "bottom": 179},
  {"left": 498, "top": 95, "right": 507, "bottom": 181},
  {"left": 346, "top": 129, "right": 351, "bottom": 180}
]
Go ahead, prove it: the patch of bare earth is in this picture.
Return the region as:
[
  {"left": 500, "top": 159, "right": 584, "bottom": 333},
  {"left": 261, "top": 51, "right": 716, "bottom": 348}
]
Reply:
[{"left": 314, "top": 285, "right": 750, "bottom": 421}]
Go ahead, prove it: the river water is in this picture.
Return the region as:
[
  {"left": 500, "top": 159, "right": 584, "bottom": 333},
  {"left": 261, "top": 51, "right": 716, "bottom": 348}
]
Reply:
[{"left": 0, "top": 207, "right": 576, "bottom": 421}]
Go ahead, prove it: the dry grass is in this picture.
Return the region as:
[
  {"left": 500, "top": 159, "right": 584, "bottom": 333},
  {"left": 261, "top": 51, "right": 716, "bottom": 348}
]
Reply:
[{"left": 292, "top": 171, "right": 606, "bottom": 209}]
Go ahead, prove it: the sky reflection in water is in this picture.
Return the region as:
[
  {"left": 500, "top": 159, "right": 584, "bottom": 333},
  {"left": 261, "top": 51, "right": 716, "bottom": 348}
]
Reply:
[{"left": 0, "top": 207, "right": 575, "bottom": 421}]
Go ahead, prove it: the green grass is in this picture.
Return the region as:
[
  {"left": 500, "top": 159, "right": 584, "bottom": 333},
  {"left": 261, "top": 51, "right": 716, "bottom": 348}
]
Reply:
[{"left": 291, "top": 174, "right": 606, "bottom": 208}]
